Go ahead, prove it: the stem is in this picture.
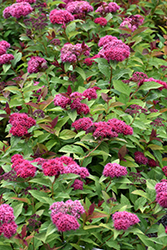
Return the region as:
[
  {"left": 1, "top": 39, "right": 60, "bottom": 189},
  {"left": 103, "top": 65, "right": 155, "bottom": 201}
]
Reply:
[
  {"left": 60, "top": 232, "right": 64, "bottom": 242},
  {"left": 109, "top": 66, "right": 113, "bottom": 91},
  {"left": 99, "top": 234, "right": 114, "bottom": 248},
  {"left": 10, "top": 243, "right": 15, "bottom": 250},
  {"left": 105, "top": 179, "right": 112, "bottom": 192}
]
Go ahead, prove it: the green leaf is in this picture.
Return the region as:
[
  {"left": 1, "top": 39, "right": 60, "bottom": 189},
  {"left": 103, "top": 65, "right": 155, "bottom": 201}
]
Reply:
[
  {"left": 139, "top": 81, "right": 162, "bottom": 91},
  {"left": 10, "top": 136, "right": 21, "bottom": 148},
  {"left": 2, "top": 64, "right": 11, "bottom": 73},
  {"left": 67, "top": 109, "right": 78, "bottom": 122},
  {"left": 13, "top": 203, "right": 24, "bottom": 219},
  {"left": 74, "top": 67, "right": 86, "bottom": 80},
  {"left": 29, "top": 190, "right": 53, "bottom": 204},
  {"left": 12, "top": 52, "right": 22, "bottom": 67},
  {"left": 70, "top": 244, "right": 83, "bottom": 250},
  {"left": 29, "top": 177, "right": 52, "bottom": 187},
  {"left": 113, "top": 80, "right": 131, "bottom": 96},
  {"left": 59, "top": 145, "right": 84, "bottom": 155},
  {"left": 132, "top": 190, "right": 152, "bottom": 201},
  {"left": 59, "top": 129, "right": 76, "bottom": 140}
]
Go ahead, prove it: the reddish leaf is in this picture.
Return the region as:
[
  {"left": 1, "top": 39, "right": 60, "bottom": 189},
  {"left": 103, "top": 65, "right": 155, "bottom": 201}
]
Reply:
[
  {"left": 118, "top": 145, "right": 127, "bottom": 161},
  {"left": 26, "top": 102, "right": 40, "bottom": 109},
  {"left": 10, "top": 197, "right": 30, "bottom": 203},
  {"left": 67, "top": 85, "right": 72, "bottom": 95},
  {"left": 51, "top": 116, "right": 58, "bottom": 128},
  {"left": 88, "top": 203, "right": 95, "bottom": 215},
  {"left": 21, "top": 225, "right": 27, "bottom": 239},
  {"left": 88, "top": 212, "right": 108, "bottom": 219}
]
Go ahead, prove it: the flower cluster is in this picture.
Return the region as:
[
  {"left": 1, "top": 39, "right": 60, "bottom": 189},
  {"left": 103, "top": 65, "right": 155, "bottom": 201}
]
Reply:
[
  {"left": 112, "top": 211, "right": 140, "bottom": 230},
  {"left": 98, "top": 35, "right": 130, "bottom": 62},
  {"left": 120, "top": 15, "right": 144, "bottom": 32},
  {"left": 24, "top": 14, "right": 48, "bottom": 33},
  {"left": 27, "top": 56, "right": 48, "bottom": 74},
  {"left": 83, "top": 54, "right": 100, "bottom": 66},
  {"left": 103, "top": 163, "right": 127, "bottom": 178},
  {"left": 33, "top": 155, "right": 89, "bottom": 180},
  {"left": 0, "top": 204, "right": 17, "bottom": 238},
  {"left": 71, "top": 179, "right": 84, "bottom": 190},
  {"left": 50, "top": 200, "right": 85, "bottom": 232},
  {"left": 94, "top": 17, "right": 107, "bottom": 26},
  {"left": 123, "top": 71, "right": 148, "bottom": 86},
  {"left": 9, "top": 113, "right": 36, "bottom": 137},
  {"left": 155, "top": 180, "right": 167, "bottom": 208},
  {"left": 60, "top": 42, "right": 90, "bottom": 63},
  {"left": 162, "top": 166, "right": 167, "bottom": 177},
  {"left": 49, "top": 9, "right": 74, "bottom": 24},
  {"left": 0, "top": 40, "right": 14, "bottom": 65},
  {"left": 72, "top": 117, "right": 133, "bottom": 139},
  {"left": 11, "top": 154, "right": 37, "bottom": 178},
  {"left": 134, "top": 151, "right": 148, "bottom": 165},
  {"left": 3, "top": 2, "right": 33, "bottom": 19},
  {"left": 125, "top": 104, "right": 148, "bottom": 115},
  {"left": 96, "top": 2, "right": 120, "bottom": 14},
  {"left": 54, "top": 88, "right": 98, "bottom": 115},
  {"left": 66, "top": 1, "right": 93, "bottom": 14}
]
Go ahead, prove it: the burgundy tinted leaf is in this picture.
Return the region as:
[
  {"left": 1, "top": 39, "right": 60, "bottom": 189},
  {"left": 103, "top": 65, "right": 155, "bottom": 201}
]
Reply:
[
  {"left": 52, "top": 31, "right": 55, "bottom": 38},
  {"left": 142, "top": 48, "right": 149, "bottom": 55},
  {"left": 51, "top": 116, "right": 58, "bottom": 128},
  {"left": 101, "top": 93, "right": 109, "bottom": 102},
  {"left": 26, "top": 102, "right": 40, "bottom": 109},
  {"left": 67, "top": 85, "right": 72, "bottom": 95},
  {"left": 88, "top": 203, "right": 95, "bottom": 215},
  {"left": 118, "top": 145, "right": 127, "bottom": 161},
  {"left": 21, "top": 225, "right": 27, "bottom": 239}
]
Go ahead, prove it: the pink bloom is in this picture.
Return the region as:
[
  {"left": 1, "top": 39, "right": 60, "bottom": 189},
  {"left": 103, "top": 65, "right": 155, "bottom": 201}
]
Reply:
[
  {"left": 120, "top": 15, "right": 144, "bottom": 32},
  {"left": 82, "top": 88, "right": 97, "bottom": 100},
  {"left": 76, "top": 103, "right": 90, "bottom": 115},
  {"left": 71, "top": 179, "right": 83, "bottom": 190},
  {"left": 11, "top": 157, "right": 36, "bottom": 178},
  {"left": 93, "top": 124, "right": 118, "bottom": 139},
  {"left": 156, "top": 192, "right": 167, "bottom": 208},
  {"left": 155, "top": 182, "right": 167, "bottom": 194},
  {"left": 107, "top": 118, "right": 133, "bottom": 135},
  {"left": 165, "top": 226, "right": 167, "bottom": 234},
  {"left": 50, "top": 199, "right": 85, "bottom": 219},
  {"left": 66, "top": 1, "right": 93, "bottom": 14},
  {"left": 59, "top": 156, "right": 76, "bottom": 165},
  {"left": 54, "top": 94, "right": 71, "bottom": 108},
  {"left": 98, "top": 35, "right": 118, "bottom": 47},
  {"left": 0, "top": 54, "right": 14, "bottom": 64},
  {"left": 49, "top": 9, "right": 74, "bottom": 24},
  {"left": 27, "top": 56, "right": 47, "bottom": 74},
  {"left": 148, "top": 159, "right": 158, "bottom": 167},
  {"left": 3, "top": 2, "right": 33, "bottom": 19},
  {"left": 11, "top": 154, "right": 23, "bottom": 163},
  {"left": 64, "top": 163, "right": 89, "bottom": 178},
  {"left": 61, "top": 43, "right": 90, "bottom": 63},
  {"left": 162, "top": 166, "right": 167, "bottom": 176},
  {"left": 51, "top": 212, "right": 80, "bottom": 232},
  {"left": 72, "top": 117, "right": 93, "bottom": 131},
  {"left": 0, "top": 46, "right": 7, "bottom": 55},
  {"left": 94, "top": 17, "right": 107, "bottom": 26},
  {"left": 10, "top": 124, "right": 28, "bottom": 137},
  {"left": 96, "top": 2, "right": 120, "bottom": 14},
  {"left": 103, "top": 163, "right": 127, "bottom": 178},
  {"left": 42, "top": 159, "right": 65, "bottom": 176},
  {"left": 83, "top": 54, "right": 100, "bottom": 66},
  {"left": 134, "top": 151, "right": 148, "bottom": 165},
  {"left": 1, "top": 221, "right": 17, "bottom": 238},
  {"left": 113, "top": 211, "right": 140, "bottom": 230}
]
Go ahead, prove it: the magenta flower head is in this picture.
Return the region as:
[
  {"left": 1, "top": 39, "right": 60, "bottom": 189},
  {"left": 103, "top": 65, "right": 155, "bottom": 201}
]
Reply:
[
  {"left": 103, "top": 162, "right": 127, "bottom": 178},
  {"left": 0, "top": 204, "right": 17, "bottom": 238},
  {"left": 0, "top": 40, "right": 10, "bottom": 54},
  {"left": 143, "top": 77, "right": 167, "bottom": 91},
  {"left": 16, "top": 0, "right": 36, "bottom": 3},
  {"left": 27, "top": 56, "right": 48, "bottom": 74},
  {"left": 42, "top": 158, "right": 65, "bottom": 177},
  {"left": 155, "top": 181, "right": 167, "bottom": 208},
  {"left": 0, "top": 54, "right": 14, "bottom": 65},
  {"left": 72, "top": 117, "right": 93, "bottom": 131},
  {"left": 3, "top": 2, "right": 33, "bottom": 19},
  {"left": 71, "top": 179, "right": 84, "bottom": 190},
  {"left": 49, "top": 9, "right": 74, "bottom": 24},
  {"left": 120, "top": 15, "right": 144, "bottom": 32},
  {"left": 113, "top": 211, "right": 140, "bottom": 230},
  {"left": 96, "top": 2, "right": 120, "bottom": 14},
  {"left": 94, "top": 17, "right": 107, "bottom": 26},
  {"left": 134, "top": 151, "right": 148, "bottom": 165},
  {"left": 66, "top": 1, "right": 93, "bottom": 14}
]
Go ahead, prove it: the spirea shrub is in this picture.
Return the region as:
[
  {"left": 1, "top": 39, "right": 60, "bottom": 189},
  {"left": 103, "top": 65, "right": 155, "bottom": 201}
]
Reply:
[{"left": 1, "top": 0, "right": 167, "bottom": 248}]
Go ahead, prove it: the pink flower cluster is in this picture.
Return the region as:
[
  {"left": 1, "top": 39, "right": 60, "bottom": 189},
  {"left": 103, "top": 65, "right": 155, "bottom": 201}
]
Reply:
[
  {"left": 54, "top": 88, "right": 98, "bottom": 115},
  {"left": 134, "top": 151, "right": 148, "bottom": 165},
  {"left": 72, "top": 117, "right": 133, "bottom": 139},
  {"left": 94, "top": 17, "right": 107, "bottom": 26},
  {"left": 11, "top": 154, "right": 37, "bottom": 178},
  {"left": 0, "top": 204, "right": 17, "bottom": 238},
  {"left": 143, "top": 77, "right": 167, "bottom": 91},
  {"left": 49, "top": 9, "right": 74, "bottom": 24},
  {"left": 83, "top": 54, "right": 100, "bottom": 66},
  {"left": 98, "top": 35, "right": 130, "bottom": 62},
  {"left": 34, "top": 155, "right": 89, "bottom": 180},
  {"left": 96, "top": 2, "right": 120, "bottom": 14},
  {"left": 60, "top": 43, "right": 90, "bottom": 63},
  {"left": 120, "top": 15, "right": 144, "bottom": 32},
  {"left": 162, "top": 166, "right": 167, "bottom": 177},
  {"left": 27, "top": 56, "right": 48, "bottom": 74},
  {"left": 103, "top": 163, "right": 127, "bottom": 178},
  {"left": 155, "top": 180, "right": 167, "bottom": 208},
  {"left": 0, "top": 40, "right": 14, "bottom": 65},
  {"left": 66, "top": 1, "right": 93, "bottom": 14},
  {"left": 113, "top": 211, "right": 140, "bottom": 230},
  {"left": 9, "top": 113, "right": 36, "bottom": 137},
  {"left": 50, "top": 199, "right": 85, "bottom": 232},
  {"left": 71, "top": 179, "right": 84, "bottom": 190},
  {"left": 3, "top": 2, "right": 33, "bottom": 19}
]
